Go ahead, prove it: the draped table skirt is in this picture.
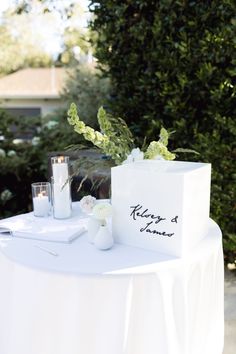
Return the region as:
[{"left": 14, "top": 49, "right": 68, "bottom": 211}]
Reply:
[{"left": 0, "top": 218, "right": 224, "bottom": 354}]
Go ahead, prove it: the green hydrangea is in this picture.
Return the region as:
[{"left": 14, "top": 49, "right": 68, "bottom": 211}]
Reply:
[{"left": 145, "top": 141, "right": 176, "bottom": 160}]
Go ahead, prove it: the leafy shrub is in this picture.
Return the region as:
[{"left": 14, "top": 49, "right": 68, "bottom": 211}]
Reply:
[
  {"left": 89, "top": 0, "right": 236, "bottom": 262},
  {"left": 0, "top": 110, "right": 45, "bottom": 218},
  {"left": 0, "top": 62, "right": 112, "bottom": 219},
  {"left": 0, "top": 108, "right": 82, "bottom": 218}
]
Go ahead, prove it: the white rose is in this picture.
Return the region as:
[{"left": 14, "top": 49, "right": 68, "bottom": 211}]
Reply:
[
  {"left": 80, "top": 195, "right": 97, "bottom": 214},
  {"left": 92, "top": 202, "right": 112, "bottom": 220}
]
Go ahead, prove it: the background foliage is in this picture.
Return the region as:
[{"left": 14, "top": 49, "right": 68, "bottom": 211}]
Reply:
[
  {"left": 0, "top": 110, "right": 44, "bottom": 217},
  {"left": 0, "top": 109, "right": 87, "bottom": 218},
  {"left": 63, "top": 65, "right": 110, "bottom": 127},
  {"left": 0, "top": 0, "right": 90, "bottom": 76},
  {"left": 89, "top": 0, "right": 236, "bottom": 262},
  {"left": 0, "top": 64, "right": 110, "bottom": 218}
]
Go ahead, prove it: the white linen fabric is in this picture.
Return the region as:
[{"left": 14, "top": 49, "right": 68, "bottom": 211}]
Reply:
[{"left": 0, "top": 206, "right": 224, "bottom": 354}]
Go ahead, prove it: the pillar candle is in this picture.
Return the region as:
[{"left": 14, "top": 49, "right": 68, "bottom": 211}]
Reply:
[
  {"left": 33, "top": 193, "right": 51, "bottom": 217},
  {"left": 51, "top": 156, "right": 71, "bottom": 219},
  {"left": 53, "top": 183, "right": 71, "bottom": 219},
  {"left": 52, "top": 156, "right": 69, "bottom": 183}
]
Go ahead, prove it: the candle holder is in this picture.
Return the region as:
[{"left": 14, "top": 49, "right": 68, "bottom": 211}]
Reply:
[
  {"left": 51, "top": 156, "right": 72, "bottom": 219},
  {"left": 31, "top": 182, "right": 51, "bottom": 217}
]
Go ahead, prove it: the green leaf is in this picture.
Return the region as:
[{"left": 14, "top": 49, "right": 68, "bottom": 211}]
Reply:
[{"left": 173, "top": 148, "right": 200, "bottom": 155}]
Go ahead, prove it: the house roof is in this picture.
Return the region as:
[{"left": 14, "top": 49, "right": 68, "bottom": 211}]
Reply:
[{"left": 0, "top": 67, "right": 66, "bottom": 99}]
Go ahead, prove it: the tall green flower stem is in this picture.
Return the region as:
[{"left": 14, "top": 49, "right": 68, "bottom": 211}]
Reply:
[
  {"left": 68, "top": 103, "right": 179, "bottom": 164},
  {"left": 68, "top": 103, "right": 133, "bottom": 165}
]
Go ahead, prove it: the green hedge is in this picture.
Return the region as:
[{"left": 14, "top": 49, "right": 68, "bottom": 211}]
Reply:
[
  {"left": 0, "top": 65, "right": 111, "bottom": 219},
  {"left": 0, "top": 109, "right": 83, "bottom": 218},
  {"left": 0, "top": 110, "right": 45, "bottom": 217},
  {"left": 90, "top": 0, "right": 236, "bottom": 262},
  {"left": 63, "top": 65, "right": 110, "bottom": 128}
]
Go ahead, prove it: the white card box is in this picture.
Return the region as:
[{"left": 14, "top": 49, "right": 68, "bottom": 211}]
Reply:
[{"left": 111, "top": 160, "right": 211, "bottom": 257}]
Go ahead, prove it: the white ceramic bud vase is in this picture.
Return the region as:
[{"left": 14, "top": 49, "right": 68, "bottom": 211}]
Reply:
[
  {"left": 94, "top": 224, "right": 114, "bottom": 250},
  {"left": 87, "top": 217, "right": 101, "bottom": 244}
]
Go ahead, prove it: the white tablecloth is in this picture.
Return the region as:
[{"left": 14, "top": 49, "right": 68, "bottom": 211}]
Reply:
[{"left": 0, "top": 205, "right": 224, "bottom": 354}]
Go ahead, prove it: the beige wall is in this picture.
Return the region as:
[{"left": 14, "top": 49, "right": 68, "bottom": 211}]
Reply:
[{"left": 0, "top": 98, "right": 65, "bottom": 116}]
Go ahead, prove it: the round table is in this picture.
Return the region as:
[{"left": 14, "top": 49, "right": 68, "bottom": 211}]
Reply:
[{"left": 0, "top": 208, "right": 224, "bottom": 354}]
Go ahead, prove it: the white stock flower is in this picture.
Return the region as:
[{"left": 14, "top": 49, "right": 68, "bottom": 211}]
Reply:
[
  {"left": 122, "top": 148, "right": 144, "bottom": 164},
  {"left": 80, "top": 195, "right": 97, "bottom": 214},
  {"left": 92, "top": 202, "right": 112, "bottom": 220}
]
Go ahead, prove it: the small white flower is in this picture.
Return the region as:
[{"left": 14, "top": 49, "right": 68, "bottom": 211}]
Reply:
[
  {"left": 0, "top": 189, "right": 12, "bottom": 202},
  {"left": 32, "top": 137, "right": 40, "bottom": 146},
  {"left": 44, "top": 121, "right": 59, "bottom": 130},
  {"left": 122, "top": 148, "right": 144, "bottom": 164},
  {"left": 0, "top": 148, "right": 6, "bottom": 157},
  {"left": 80, "top": 195, "right": 97, "bottom": 214},
  {"left": 92, "top": 202, "right": 112, "bottom": 220},
  {"left": 7, "top": 150, "right": 17, "bottom": 157}
]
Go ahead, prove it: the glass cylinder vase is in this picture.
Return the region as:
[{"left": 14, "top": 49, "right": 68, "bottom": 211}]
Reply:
[{"left": 31, "top": 182, "right": 51, "bottom": 217}]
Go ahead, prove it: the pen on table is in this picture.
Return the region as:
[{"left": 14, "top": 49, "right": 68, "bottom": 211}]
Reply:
[{"left": 34, "top": 245, "right": 59, "bottom": 257}]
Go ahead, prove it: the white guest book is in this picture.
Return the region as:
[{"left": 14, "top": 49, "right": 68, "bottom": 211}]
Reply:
[{"left": 111, "top": 160, "right": 211, "bottom": 257}]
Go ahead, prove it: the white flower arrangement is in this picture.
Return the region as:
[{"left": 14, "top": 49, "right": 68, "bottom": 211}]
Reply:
[
  {"left": 67, "top": 103, "right": 198, "bottom": 166},
  {"left": 80, "top": 195, "right": 97, "bottom": 214}
]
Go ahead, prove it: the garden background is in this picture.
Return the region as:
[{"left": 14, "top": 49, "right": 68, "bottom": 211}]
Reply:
[{"left": 0, "top": 0, "right": 235, "bottom": 266}]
